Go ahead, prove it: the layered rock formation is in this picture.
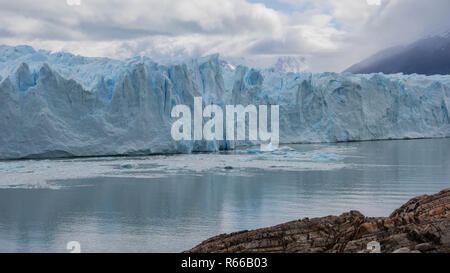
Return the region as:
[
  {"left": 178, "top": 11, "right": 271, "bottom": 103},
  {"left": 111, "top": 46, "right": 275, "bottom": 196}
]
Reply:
[{"left": 187, "top": 188, "right": 450, "bottom": 253}]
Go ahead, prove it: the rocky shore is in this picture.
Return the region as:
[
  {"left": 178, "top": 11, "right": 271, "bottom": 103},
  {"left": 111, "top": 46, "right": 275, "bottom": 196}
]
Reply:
[{"left": 186, "top": 188, "right": 450, "bottom": 253}]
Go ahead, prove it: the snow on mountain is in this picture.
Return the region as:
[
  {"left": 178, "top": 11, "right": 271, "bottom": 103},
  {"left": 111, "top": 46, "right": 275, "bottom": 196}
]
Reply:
[
  {"left": 345, "top": 32, "right": 450, "bottom": 75},
  {"left": 0, "top": 45, "right": 449, "bottom": 159},
  {"left": 273, "top": 56, "right": 309, "bottom": 73},
  {"left": 220, "top": 55, "right": 309, "bottom": 73}
]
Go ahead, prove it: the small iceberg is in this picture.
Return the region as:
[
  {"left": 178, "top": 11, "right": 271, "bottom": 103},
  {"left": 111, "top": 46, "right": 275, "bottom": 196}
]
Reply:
[
  {"left": 311, "top": 153, "right": 340, "bottom": 161},
  {"left": 119, "top": 162, "right": 138, "bottom": 169},
  {"left": 246, "top": 145, "right": 294, "bottom": 154}
]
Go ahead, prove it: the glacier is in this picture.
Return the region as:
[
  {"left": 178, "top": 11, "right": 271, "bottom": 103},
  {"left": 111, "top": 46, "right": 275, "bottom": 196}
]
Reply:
[{"left": 0, "top": 45, "right": 449, "bottom": 159}]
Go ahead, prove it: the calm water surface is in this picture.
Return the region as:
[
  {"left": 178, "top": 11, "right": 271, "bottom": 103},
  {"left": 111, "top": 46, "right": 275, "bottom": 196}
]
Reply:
[{"left": 0, "top": 138, "right": 449, "bottom": 252}]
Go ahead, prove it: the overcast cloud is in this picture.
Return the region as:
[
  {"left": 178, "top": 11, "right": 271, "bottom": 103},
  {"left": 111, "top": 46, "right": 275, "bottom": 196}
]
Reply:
[{"left": 0, "top": 0, "right": 449, "bottom": 72}]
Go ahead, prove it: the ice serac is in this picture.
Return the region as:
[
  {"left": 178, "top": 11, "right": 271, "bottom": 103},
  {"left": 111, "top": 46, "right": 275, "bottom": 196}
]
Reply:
[{"left": 0, "top": 45, "right": 450, "bottom": 159}]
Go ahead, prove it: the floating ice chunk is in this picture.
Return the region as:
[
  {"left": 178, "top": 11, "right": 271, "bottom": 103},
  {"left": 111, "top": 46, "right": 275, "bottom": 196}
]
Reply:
[
  {"left": 119, "top": 162, "right": 138, "bottom": 169},
  {"left": 246, "top": 148, "right": 263, "bottom": 154},
  {"left": 260, "top": 143, "right": 278, "bottom": 152},
  {"left": 311, "top": 153, "right": 340, "bottom": 161},
  {"left": 278, "top": 146, "right": 295, "bottom": 152}
]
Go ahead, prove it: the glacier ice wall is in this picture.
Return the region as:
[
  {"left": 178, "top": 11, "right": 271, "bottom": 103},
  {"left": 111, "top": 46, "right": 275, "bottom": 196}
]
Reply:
[{"left": 0, "top": 45, "right": 449, "bottom": 159}]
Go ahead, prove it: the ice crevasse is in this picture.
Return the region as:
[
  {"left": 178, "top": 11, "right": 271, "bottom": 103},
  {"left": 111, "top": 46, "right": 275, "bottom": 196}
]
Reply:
[{"left": 0, "top": 45, "right": 449, "bottom": 159}]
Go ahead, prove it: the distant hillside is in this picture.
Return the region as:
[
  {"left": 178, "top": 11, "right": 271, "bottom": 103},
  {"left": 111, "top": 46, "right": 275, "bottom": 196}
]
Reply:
[{"left": 345, "top": 34, "right": 450, "bottom": 75}]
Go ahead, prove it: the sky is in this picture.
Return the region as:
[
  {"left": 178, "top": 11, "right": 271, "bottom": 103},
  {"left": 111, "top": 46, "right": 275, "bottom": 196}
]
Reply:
[{"left": 0, "top": 0, "right": 449, "bottom": 72}]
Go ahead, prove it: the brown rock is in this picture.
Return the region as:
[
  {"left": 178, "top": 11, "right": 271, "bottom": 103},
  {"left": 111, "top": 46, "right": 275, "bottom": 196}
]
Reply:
[
  {"left": 186, "top": 188, "right": 450, "bottom": 253},
  {"left": 359, "top": 222, "right": 379, "bottom": 235},
  {"left": 393, "top": 247, "right": 411, "bottom": 253},
  {"left": 414, "top": 243, "right": 433, "bottom": 252}
]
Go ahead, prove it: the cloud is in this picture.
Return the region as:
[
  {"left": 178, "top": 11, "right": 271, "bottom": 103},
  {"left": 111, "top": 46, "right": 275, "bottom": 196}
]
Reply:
[
  {"left": 279, "top": 0, "right": 450, "bottom": 71},
  {"left": 0, "top": 0, "right": 448, "bottom": 72},
  {"left": 366, "top": 0, "right": 381, "bottom": 6},
  {"left": 66, "top": 0, "right": 81, "bottom": 6},
  {"left": 0, "top": 0, "right": 283, "bottom": 40}
]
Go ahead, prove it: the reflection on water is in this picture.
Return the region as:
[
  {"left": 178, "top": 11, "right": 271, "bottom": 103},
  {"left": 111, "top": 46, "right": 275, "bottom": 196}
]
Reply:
[{"left": 0, "top": 139, "right": 449, "bottom": 252}]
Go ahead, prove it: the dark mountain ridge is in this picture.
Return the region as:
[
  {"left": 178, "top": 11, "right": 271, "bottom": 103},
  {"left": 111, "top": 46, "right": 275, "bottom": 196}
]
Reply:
[{"left": 345, "top": 34, "right": 450, "bottom": 75}]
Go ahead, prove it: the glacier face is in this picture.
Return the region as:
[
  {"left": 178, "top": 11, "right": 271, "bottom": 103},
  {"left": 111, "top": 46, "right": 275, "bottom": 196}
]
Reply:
[{"left": 0, "top": 45, "right": 449, "bottom": 159}]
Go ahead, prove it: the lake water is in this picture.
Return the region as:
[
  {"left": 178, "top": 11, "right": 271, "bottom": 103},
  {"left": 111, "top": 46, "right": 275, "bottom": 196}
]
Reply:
[{"left": 0, "top": 138, "right": 449, "bottom": 252}]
